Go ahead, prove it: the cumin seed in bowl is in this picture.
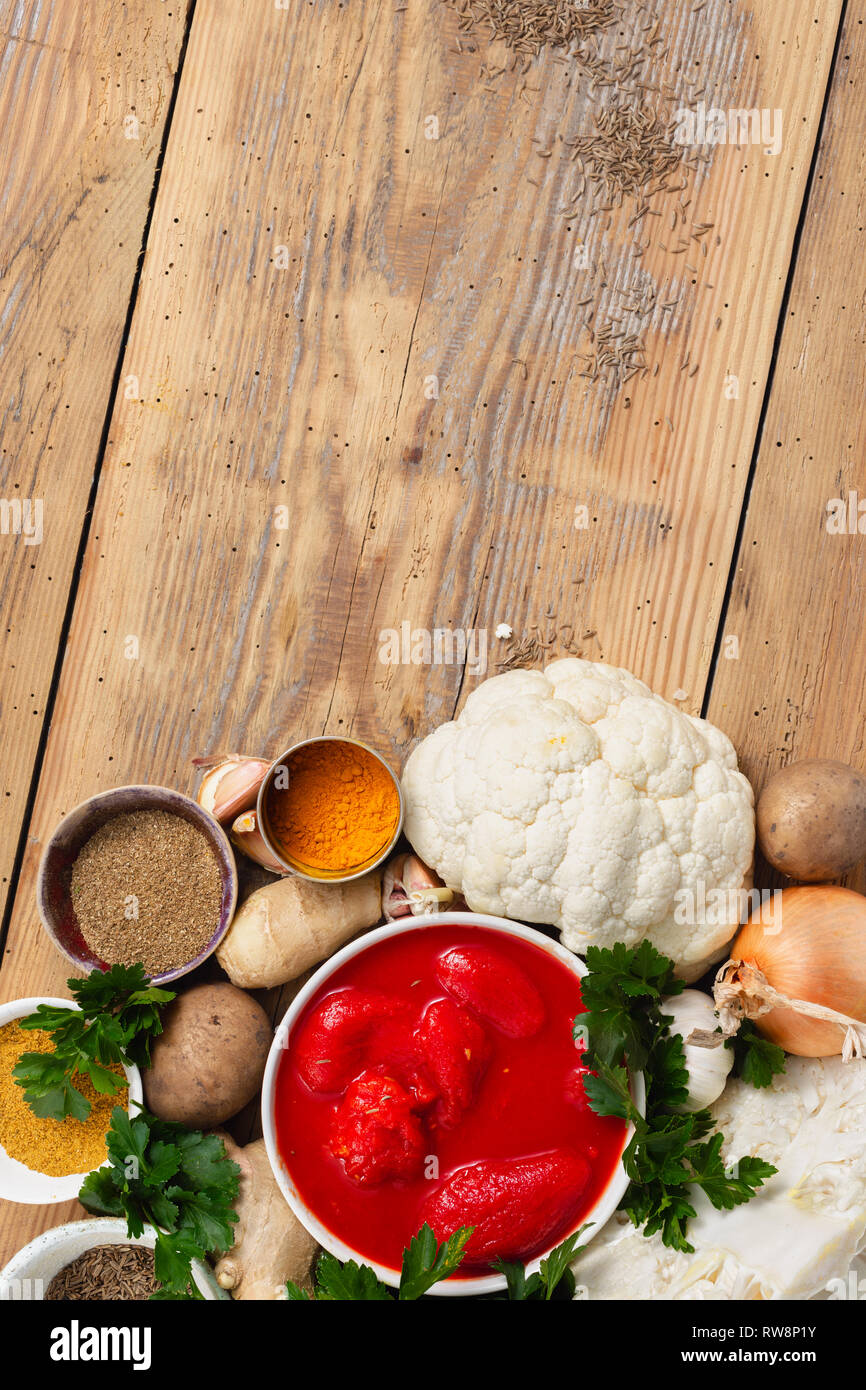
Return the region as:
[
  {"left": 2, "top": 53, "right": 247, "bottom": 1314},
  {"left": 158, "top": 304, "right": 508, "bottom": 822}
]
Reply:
[
  {"left": 38, "top": 785, "right": 238, "bottom": 986},
  {"left": 45, "top": 1244, "right": 158, "bottom": 1301},
  {"left": 70, "top": 809, "right": 222, "bottom": 977}
]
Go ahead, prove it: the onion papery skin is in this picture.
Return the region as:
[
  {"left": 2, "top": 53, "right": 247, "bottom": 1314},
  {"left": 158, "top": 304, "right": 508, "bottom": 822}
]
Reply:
[{"left": 732, "top": 885, "right": 866, "bottom": 1056}]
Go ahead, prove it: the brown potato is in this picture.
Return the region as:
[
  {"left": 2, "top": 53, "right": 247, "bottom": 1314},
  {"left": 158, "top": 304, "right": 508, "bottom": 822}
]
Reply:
[
  {"left": 143, "top": 982, "right": 271, "bottom": 1128},
  {"left": 757, "top": 759, "right": 866, "bottom": 882}
]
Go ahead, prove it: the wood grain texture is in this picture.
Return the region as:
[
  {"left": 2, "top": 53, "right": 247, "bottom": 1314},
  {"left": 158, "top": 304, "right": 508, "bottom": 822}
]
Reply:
[
  {"left": 706, "top": 0, "right": 866, "bottom": 876},
  {"left": 0, "top": 0, "right": 843, "bottom": 1264},
  {"left": 0, "top": 0, "right": 189, "bottom": 922}
]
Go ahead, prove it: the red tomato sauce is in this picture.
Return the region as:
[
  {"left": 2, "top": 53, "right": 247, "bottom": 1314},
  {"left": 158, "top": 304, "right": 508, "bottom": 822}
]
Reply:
[{"left": 274, "top": 924, "right": 626, "bottom": 1276}]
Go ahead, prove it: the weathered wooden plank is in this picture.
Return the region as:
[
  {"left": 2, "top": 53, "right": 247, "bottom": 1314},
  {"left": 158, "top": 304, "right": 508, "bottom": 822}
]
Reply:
[
  {"left": 706, "top": 0, "right": 866, "bottom": 883},
  {"left": 0, "top": 0, "right": 190, "bottom": 1263},
  {"left": 0, "top": 0, "right": 190, "bottom": 924},
  {"left": 373, "top": 0, "right": 840, "bottom": 728},
  {"left": 0, "top": 0, "right": 842, "bottom": 1264}
]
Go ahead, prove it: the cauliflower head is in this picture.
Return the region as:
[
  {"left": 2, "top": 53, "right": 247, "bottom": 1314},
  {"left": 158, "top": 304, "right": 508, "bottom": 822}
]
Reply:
[
  {"left": 401, "top": 658, "right": 754, "bottom": 979},
  {"left": 575, "top": 1056, "right": 866, "bottom": 1300}
]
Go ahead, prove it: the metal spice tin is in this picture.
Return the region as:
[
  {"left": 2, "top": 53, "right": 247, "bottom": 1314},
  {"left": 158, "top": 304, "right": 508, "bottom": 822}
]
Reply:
[{"left": 256, "top": 736, "right": 404, "bottom": 883}]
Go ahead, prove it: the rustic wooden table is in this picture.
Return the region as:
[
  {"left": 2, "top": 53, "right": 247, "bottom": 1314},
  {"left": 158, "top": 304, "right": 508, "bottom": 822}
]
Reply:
[{"left": 0, "top": 0, "right": 863, "bottom": 1269}]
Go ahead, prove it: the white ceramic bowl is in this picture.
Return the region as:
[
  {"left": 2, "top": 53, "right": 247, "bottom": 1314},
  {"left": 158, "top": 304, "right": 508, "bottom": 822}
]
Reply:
[
  {"left": 0, "top": 997, "right": 143, "bottom": 1204},
  {"left": 0, "top": 1217, "right": 223, "bottom": 1300},
  {"left": 262, "top": 911, "right": 644, "bottom": 1298}
]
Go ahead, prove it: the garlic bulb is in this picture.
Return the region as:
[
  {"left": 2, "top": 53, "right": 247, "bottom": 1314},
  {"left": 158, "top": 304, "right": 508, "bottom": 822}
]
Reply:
[{"left": 662, "top": 989, "right": 733, "bottom": 1112}]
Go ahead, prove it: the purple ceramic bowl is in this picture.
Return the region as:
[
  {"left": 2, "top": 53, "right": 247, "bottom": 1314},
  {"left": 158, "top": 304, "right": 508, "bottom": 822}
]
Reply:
[{"left": 37, "top": 785, "right": 239, "bottom": 986}]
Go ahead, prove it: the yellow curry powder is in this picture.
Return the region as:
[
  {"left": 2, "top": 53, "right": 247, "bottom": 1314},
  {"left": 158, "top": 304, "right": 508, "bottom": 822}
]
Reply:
[
  {"left": 0, "top": 1023, "right": 126, "bottom": 1176},
  {"left": 267, "top": 740, "right": 400, "bottom": 873}
]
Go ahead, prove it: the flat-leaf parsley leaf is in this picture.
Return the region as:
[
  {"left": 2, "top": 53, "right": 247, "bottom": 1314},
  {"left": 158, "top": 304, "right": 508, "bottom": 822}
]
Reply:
[
  {"left": 576, "top": 943, "right": 776, "bottom": 1253},
  {"left": 79, "top": 1107, "right": 239, "bottom": 1298},
  {"left": 287, "top": 1224, "right": 585, "bottom": 1301},
  {"left": 13, "top": 964, "right": 175, "bottom": 1122}
]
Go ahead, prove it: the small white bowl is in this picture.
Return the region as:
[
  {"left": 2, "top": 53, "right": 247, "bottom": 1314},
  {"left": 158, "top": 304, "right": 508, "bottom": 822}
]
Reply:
[
  {"left": 0, "top": 997, "right": 142, "bottom": 1204},
  {"left": 0, "top": 1217, "right": 224, "bottom": 1300},
  {"left": 262, "top": 911, "right": 644, "bottom": 1298}
]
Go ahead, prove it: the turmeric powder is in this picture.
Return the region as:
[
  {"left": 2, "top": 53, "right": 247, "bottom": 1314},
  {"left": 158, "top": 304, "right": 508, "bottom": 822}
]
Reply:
[
  {"left": 0, "top": 1023, "right": 126, "bottom": 1176},
  {"left": 265, "top": 740, "right": 400, "bottom": 874}
]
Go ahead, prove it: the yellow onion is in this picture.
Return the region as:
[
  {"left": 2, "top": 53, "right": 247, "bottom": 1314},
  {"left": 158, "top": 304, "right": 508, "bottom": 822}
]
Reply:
[{"left": 714, "top": 885, "right": 866, "bottom": 1058}]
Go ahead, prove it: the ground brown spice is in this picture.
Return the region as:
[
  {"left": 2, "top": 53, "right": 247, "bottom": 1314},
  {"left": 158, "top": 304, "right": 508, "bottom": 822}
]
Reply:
[
  {"left": 0, "top": 1024, "right": 126, "bottom": 1176},
  {"left": 70, "top": 809, "right": 222, "bottom": 975},
  {"left": 46, "top": 1245, "right": 157, "bottom": 1300}
]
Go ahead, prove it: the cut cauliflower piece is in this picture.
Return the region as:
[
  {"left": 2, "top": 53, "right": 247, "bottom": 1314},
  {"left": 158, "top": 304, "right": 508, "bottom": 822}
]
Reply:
[
  {"left": 576, "top": 1057, "right": 866, "bottom": 1300},
  {"left": 402, "top": 658, "right": 754, "bottom": 979}
]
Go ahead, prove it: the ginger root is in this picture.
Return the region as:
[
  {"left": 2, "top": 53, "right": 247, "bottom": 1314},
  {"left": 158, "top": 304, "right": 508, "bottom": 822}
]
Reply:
[
  {"left": 214, "top": 1135, "right": 317, "bottom": 1299},
  {"left": 216, "top": 870, "right": 382, "bottom": 989}
]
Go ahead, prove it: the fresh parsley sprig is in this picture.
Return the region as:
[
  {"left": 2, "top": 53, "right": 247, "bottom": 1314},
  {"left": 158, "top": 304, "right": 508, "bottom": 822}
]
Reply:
[
  {"left": 576, "top": 942, "right": 776, "bottom": 1254},
  {"left": 13, "top": 964, "right": 175, "bottom": 1122},
  {"left": 493, "top": 1225, "right": 590, "bottom": 1300},
  {"left": 287, "top": 1224, "right": 472, "bottom": 1301},
  {"left": 78, "top": 1107, "right": 240, "bottom": 1299},
  {"left": 287, "top": 1224, "right": 585, "bottom": 1301},
  {"left": 727, "top": 1019, "right": 786, "bottom": 1088}
]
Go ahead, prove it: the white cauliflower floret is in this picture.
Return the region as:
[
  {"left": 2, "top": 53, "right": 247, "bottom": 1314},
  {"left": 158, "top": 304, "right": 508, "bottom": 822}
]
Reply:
[
  {"left": 576, "top": 1057, "right": 866, "bottom": 1300},
  {"left": 402, "top": 658, "right": 754, "bottom": 978}
]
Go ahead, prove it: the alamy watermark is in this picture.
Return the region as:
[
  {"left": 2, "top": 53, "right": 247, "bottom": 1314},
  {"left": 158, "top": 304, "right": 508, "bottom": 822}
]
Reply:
[
  {"left": 0, "top": 497, "right": 42, "bottom": 545},
  {"left": 826, "top": 491, "right": 866, "bottom": 534},
  {"left": 50, "top": 1321, "right": 152, "bottom": 1370},
  {"left": 826, "top": 1270, "right": 866, "bottom": 1300},
  {"left": 673, "top": 102, "right": 783, "bottom": 156},
  {"left": 0, "top": 1276, "right": 45, "bottom": 1299},
  {"left": 378, "top": 622, "right": 488, "bottom": 677},
  {"left": 673, "top": 885, "right": 782, "bottom": 931}
]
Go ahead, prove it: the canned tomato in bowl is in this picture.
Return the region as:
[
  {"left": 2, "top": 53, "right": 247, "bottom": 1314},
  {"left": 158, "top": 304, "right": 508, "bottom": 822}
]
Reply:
[
  {"left": 256, "top": 736, "right": 404, "bottom": 882},
  {"left": 262, "top": 912, "right": 643, "bottom": 1297}
]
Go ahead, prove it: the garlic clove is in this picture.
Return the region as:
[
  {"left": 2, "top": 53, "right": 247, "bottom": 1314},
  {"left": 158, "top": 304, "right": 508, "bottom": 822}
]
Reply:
[
  {"left": 383, "top": 852, "right": 453, "bottom": 920},
  {"left": 383, "top": 854, "right": 411, "bottom": 920},
  {"left": 230, "top": 809, "right": 287, "bottom": 874},
  {"left": 194, "top": 755, "right": 271, "bottom": 825},
  {"left": 662, "top": 988, "right": 733, "bottom": 1112},
  {"left": 403, "top": 854, "right": 454, "bottom": 914}
]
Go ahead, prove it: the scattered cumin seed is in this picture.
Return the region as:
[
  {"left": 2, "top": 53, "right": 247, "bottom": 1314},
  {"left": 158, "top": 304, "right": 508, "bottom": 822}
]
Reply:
[{"left": 443, "top": 0, "right": 619, "bottom": 53}]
